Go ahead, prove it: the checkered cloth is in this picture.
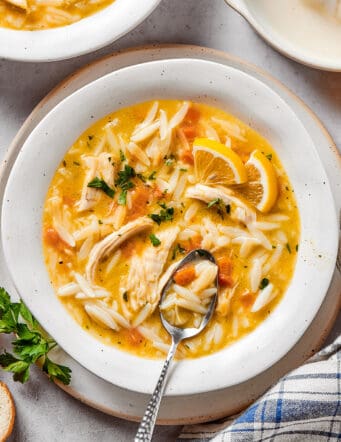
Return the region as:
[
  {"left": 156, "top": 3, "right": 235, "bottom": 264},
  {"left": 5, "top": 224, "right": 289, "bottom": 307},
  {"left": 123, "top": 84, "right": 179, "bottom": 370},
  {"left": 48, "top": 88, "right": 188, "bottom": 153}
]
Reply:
[{"left": 179, "top": 335, "right": 341, "bottom": 441}]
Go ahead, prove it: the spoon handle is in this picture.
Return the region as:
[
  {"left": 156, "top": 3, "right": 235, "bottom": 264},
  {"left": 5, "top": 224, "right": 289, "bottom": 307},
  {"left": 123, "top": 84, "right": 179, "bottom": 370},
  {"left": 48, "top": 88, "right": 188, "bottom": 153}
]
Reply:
[{"left": 135, "top": 338, "right": 179, "bottom": 442}]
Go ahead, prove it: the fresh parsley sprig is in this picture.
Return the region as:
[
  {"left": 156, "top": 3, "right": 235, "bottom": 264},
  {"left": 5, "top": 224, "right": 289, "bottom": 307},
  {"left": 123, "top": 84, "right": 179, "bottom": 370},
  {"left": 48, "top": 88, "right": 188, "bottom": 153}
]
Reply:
[
  {"left": 0, "top": 288, "right": 71, "bottom": 385},
  {"left": 148, "top": 203, "right": 174, "bottom": 225},
  {"left": 87, "top": 177, "right": 115, "bottom": 198}
]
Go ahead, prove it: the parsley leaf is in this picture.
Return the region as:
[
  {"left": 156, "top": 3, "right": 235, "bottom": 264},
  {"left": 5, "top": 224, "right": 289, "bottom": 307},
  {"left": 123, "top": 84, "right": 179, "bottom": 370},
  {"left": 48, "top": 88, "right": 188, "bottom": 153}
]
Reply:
[
  {"left": 148, "top": 205, "right": 174, "bottom": 225},
  {"left": 172, "top": 244, "right": 186, "bottom": 260},
  {"left": 265, "top": 153, "right": 272, "bottom": 161},
  {"left": 207, "top": 198, "right": 230, "bottom": 219},
  {"left": 259, "top": 278, "right": 270, "bottom": 290},
  {"left": 149, "top": 233, "right": 161, "bottom": 247},
  {"left": 0, "top": 287, "right": 71, "bottom": 385},
  {"left": 87, "top": 177, "right": 115, "bottom": 198},
  {"left": 286, "top": 243, "right": 292, "bottom": 254},
  {"left": 119, "top": 149, "right": 126, "bottom": 162},
  {"left": 43, "top": 357, "right": 71, "bottom": 385},
  {"left": 118, "top": 190, "right": 128, "bottom": 206},
  {"left": 148, "top": 171, "right": 157, "bottom": 180},
  {"left": 115, "top": 165, "right": 136, "bottom": 206}
]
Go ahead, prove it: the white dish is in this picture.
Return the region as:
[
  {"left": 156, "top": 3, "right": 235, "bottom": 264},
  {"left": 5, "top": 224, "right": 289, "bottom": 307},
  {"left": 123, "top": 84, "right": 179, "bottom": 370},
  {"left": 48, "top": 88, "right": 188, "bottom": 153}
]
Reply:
[
  {"left": 1, "top": 57, "right": 338, "bottom": 396},
  {"left": 225, "top": 0, "right": 341, "bottom": 71},
  {"left": 0, "top": 0, "right": 160, "bottom": 62}
]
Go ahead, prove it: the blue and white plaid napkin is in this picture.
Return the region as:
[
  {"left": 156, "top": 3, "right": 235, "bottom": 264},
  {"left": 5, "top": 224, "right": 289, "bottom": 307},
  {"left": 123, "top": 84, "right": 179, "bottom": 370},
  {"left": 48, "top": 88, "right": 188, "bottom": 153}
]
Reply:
[{"left": 179, "top": 335, "right": 341, "bottom": 441}]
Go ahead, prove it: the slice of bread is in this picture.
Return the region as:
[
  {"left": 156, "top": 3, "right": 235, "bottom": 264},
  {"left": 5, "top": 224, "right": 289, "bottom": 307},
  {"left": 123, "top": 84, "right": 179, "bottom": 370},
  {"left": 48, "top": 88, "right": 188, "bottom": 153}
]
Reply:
[{"left": 0, "top": 381, "right": 15, "bottom": 442}]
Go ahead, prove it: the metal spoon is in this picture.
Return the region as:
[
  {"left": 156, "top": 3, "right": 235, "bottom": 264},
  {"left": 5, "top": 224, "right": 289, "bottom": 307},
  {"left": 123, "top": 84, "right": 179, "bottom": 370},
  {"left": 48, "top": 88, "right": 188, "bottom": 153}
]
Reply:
[{"left": 135, "top": 249, "right": 218, "bottom": 442}]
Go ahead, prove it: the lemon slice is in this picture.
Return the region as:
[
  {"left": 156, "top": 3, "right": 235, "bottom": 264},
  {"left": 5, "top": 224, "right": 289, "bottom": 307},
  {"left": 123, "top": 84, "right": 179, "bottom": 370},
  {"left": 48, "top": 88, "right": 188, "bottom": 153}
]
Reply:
[
  {"left": 238, "top": 150, "right": 278, "bottom": 213},
  {"left": 193, "top": 138, "right": 248, "bottom": 186}
]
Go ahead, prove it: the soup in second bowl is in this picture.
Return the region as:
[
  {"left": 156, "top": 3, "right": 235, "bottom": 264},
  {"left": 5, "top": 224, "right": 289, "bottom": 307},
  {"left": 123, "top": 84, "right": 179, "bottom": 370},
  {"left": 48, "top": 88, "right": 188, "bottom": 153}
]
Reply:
[
  {"left": 0, "top": 0, "right": 115, "bottom": 30},
  {"left": 43, "top": 100, "right": 300, "bottom": 359}
]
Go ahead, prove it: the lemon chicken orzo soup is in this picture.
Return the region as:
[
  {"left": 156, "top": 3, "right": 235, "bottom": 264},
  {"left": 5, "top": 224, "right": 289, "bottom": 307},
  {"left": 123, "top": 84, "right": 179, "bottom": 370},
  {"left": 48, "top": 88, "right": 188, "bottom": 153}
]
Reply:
[
  {"left": 43, "top": 100, "right": 300, "bottom": 359},
  {"left": 0, "top": 0, "right": 114, "bottom": 30}
]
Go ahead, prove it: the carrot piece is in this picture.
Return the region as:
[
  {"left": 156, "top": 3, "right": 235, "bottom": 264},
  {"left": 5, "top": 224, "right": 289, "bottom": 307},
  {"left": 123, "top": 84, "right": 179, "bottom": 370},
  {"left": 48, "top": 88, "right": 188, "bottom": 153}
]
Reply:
[
  {"left": 173, "top": 265, "right": 196, "bottom": 286},
  {"left": 183, "top": 235, "right": 202, "bottom": 252},
  {"left": 185, "top": 107, "right": 201, "bottom": 124},
  {"left": 127, "top": 328, "right": 144, "bottom": 346},
  {"left": 217, "top": 256, "right": 233, "bottom": 287},
  {"left": 240, "top": 292, "right": 256, "bottom": 309},
  {"left": 182, "top": 126, "right": 197, "bottom": 139},
  {"left": 127, "top": 184, "right": 150, "bottom": 221},
  {"left": 180, "top": 149, "right": 194, "bottom": 165},
  {"left": 44, "top": 228, "right": 61, "bottom": 248}
]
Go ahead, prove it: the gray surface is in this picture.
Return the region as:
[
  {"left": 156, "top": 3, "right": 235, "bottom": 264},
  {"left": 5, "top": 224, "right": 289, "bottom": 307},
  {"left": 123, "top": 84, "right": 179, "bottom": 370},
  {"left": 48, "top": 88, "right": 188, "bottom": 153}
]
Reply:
[{"left": 0, "top": 0, "right": 340, "bottom": 441}]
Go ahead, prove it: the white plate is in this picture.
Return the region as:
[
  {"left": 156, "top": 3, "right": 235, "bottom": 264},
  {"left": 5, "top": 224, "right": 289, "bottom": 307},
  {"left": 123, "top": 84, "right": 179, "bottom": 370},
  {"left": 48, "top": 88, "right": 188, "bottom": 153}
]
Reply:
[
  {"left": 1, "top": 54, "right": 339, "bottom": 397},
  {"left": 0, "top": 45, "right": 340, "bottom": 423},
  {"left": 225, "top": 0, "right": 341, "bottom": 71},
  {"left": 0, "top": 0, "right": 160, "bottom": 62}
]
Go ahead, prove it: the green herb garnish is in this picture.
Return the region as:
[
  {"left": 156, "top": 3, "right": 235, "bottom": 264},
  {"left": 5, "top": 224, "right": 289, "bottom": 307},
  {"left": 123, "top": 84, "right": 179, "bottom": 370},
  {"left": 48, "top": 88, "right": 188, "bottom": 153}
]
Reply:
[
  {"left": 164, "top": 155, "right": 175, "bottom": 166},
  {"left": 286, "top": 243, "right": 292, "bottom": 254},
  {"left": 259, "top": 278, "right": 269, "bottom": 290},
  {"left": 87, "top": 177, "right": 115, "bottom": 198},
  {"left": 0, "top": 288, "right": 71, "bottom": 385},
  {"left": 265, "top": 153, "right": 272, "bottom": 161},
  {"left": 73, "top": 161, "right": 80, "bottom": 166},
  {"left": 119, "top": 149, "right": 126, "bottom": 162},
  {"left": 148, "top": 171, "right": 157, "bottom": 180},
  {"left": 149, "top": 233, "right": 161, "bottom": 247},
  {"left": 207, "top": 198, "right": 229, "bottom": 219},
  {"left": 172, "top": 244, "right": 186, "bottom": 260},
  {"left": 115, "top": 165, "right": 136, "bottom": 205},
  {"left": 295, "top": 244, "right": 299, "bottom": 252},
  {"left": 148, "top": 205, "right": 174, "bottom": 225}
]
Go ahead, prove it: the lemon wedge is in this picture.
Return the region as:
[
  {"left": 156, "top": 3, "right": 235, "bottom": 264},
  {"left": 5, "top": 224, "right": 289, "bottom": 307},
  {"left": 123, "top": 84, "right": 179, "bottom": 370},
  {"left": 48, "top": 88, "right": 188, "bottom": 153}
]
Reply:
[
  {"left": 238, "top": 150, "right": 278, "bottom": 213},
  {"left": 193, "top": 138, "right": 248, "bottom": 186}
]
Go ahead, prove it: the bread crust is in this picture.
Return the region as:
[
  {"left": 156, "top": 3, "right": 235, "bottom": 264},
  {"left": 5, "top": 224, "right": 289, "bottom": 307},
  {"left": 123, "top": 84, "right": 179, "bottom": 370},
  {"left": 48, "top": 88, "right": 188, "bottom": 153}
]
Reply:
[{"left": 0, "top": 381, "right": 15, "bottom": 442}]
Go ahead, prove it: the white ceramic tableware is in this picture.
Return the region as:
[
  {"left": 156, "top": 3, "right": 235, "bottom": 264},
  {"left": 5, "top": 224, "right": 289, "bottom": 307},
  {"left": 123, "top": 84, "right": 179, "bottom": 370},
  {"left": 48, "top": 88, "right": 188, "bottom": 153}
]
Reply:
[
  {"left": 0, "top": 0, "right": 160, "bottom": 62},
  {"left": 1, "top": 58, "right": 338, "bottom": 396},
  {"left": 225, "top": 0, "right": 341, "bottom": 71}
]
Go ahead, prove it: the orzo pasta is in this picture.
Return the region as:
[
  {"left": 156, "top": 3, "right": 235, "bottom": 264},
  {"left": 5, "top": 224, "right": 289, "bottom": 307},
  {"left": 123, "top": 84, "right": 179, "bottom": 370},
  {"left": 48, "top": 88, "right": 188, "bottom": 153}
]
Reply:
[{"left": 43, "top": 100, "right": 300, "bottom": 359}]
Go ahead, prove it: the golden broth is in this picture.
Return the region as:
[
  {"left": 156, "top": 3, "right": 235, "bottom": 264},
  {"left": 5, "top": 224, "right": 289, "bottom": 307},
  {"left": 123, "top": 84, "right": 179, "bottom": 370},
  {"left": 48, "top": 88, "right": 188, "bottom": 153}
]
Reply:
[
  {"left": 0, "top": 0, "right": 115, "bottom": 30},
  {"left": 43, "top": 100, "right": 300, "bottom": 360}
]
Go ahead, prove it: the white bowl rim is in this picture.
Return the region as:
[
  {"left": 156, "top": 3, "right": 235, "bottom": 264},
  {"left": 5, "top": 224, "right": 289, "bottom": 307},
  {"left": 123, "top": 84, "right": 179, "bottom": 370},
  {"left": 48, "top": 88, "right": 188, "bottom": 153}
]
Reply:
[
  {"left": 0, "top": 0, "right": 160, "bottom": 62},
  {"left": 225, "top": 0, "right": 341, "bottom": 72},
  {"left": 1, "top": 58, "right": 338, "bottom": 395}
]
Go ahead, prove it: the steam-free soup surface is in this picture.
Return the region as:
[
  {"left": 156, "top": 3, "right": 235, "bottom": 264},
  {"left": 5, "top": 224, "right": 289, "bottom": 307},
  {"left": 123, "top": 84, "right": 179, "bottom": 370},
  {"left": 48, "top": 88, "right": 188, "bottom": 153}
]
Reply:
[
  {"left": 0, "top": 0, "right": 114, "bottom": 30},
  {"left": 43, "top": 100, "right": 300, "bottom": 360}
]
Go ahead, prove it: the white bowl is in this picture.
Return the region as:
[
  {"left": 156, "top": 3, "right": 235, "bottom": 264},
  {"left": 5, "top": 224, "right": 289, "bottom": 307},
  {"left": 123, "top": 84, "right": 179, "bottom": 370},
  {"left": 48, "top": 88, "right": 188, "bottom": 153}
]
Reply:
[
  {"left": 0, "top": 0, "right": 160, "bottom": 62},
  {"left": 1, "top": 58, "right": 338, "bottom": 395},
  {"left": 225, "top": 0, "right": 341, "bottom": 71}
]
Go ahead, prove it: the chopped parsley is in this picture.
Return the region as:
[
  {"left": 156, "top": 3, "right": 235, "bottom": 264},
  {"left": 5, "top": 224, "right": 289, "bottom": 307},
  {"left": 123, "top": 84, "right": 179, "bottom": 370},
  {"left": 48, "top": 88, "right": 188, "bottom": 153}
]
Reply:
[
  {"left": 119, "top": 149, "right": 126, "bottom": 162},
  {"left": 207, "top": 198, "right": 230, "bottom": 219},
  {"left": 148, "top": 204, "right": 174, "bottom": 225},
  {"left": 149, "top": 233, "right": 161, "bottom": 247},
  {"left": 259, "top": 278, "right": 269, "bottom": 290},
  {"left": 286, "top": 243, "right": 292, "bottom": 254},
  {"left": 265, "top": 153, "right": 272, "bottom": 161},
  {"left": 164, "top": 154, "right": 175, "bottom": 166},
  {"left": 73, "top": 161, "right": 80, "bottom": 166},
  {"left": 137, "top": 173, "right": 147, "bottom": 183},
  {"left": 98, "top": 219, "right": 103, "bottom": 225},
  {"left": 172, "top": 243, "right": 186, "bottom": 260},
  {"left": 115, "top": 165, "right": 136, "bottom": 205},
  {"left": 87, "top": 177, "right": 115, "bottom": 198},
  {"left": 148, "top": 171, "right": 157, "bottom": 180},
  {"left": 179, "top": 168, "right": 188, "bottom": 172},
  {"left": 295, "top": 244, "right": 299, "bottom": 252}
]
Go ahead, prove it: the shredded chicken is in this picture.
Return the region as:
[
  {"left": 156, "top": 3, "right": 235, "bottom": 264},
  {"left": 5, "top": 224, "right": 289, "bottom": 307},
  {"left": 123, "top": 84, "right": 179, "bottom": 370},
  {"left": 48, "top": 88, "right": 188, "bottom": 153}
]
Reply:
[
  {"left": 124, "top": 226, "right": 180, "bottom": 314},
  {"left": 77, "top": 153, "right": 115, "bottom": 212},
  {"left": 86, "top": 217, "right": 153, "bottom": 282}
]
